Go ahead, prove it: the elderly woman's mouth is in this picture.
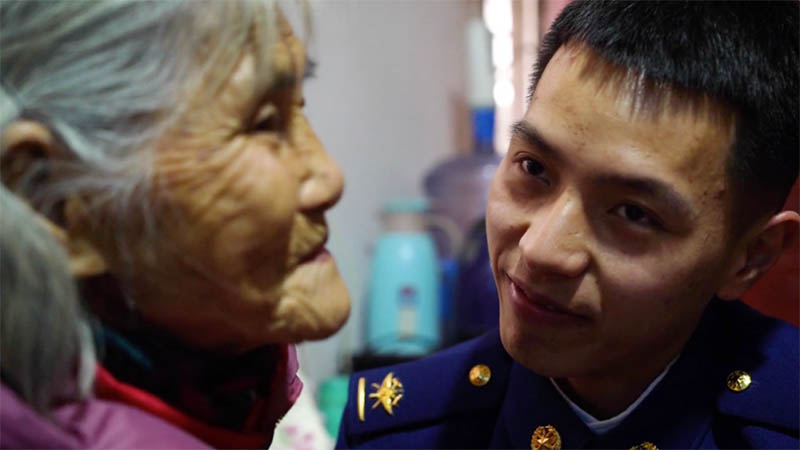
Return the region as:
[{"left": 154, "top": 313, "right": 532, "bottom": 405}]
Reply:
[{"left": 298, "top": 246, "right": 331, "bottom": 265}]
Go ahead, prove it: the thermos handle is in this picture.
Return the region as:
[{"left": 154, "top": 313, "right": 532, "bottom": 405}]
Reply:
[{"left": 424, "top": 213, "right": 464, "bottom": 256}]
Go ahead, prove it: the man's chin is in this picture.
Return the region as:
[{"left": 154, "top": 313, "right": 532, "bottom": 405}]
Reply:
[{"left": 499, "top": 323, "right": 581, "bottom": 378}]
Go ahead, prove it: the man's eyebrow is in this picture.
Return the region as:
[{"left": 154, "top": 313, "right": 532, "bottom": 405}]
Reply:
[
  {"left": 511, "top": 121, "right": 692, "bottom": 219},
  {"left": 511, "top": 120, "right": 564, "bottom": 163}
]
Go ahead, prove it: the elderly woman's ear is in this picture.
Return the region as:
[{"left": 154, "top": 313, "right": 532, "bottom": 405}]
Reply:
[{"left": 1, "top": 120, "right": 107, "bottom": 278}]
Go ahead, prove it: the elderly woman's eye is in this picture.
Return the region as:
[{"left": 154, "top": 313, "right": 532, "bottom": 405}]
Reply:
[
  {"left": 251, "top": 104, "right": 282, "bottom": 132},
  {"left": 304, "top": 58, "right": 317, "bottom": 79}
]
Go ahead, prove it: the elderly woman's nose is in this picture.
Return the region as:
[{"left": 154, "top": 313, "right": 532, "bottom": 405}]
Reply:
[{"left": 299, "top": 151, "right": 345, "bottom": 212}]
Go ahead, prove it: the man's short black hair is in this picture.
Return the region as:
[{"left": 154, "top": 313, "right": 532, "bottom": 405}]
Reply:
[{"left": 531, "top": 1, "right": 799, "bottom": 231}]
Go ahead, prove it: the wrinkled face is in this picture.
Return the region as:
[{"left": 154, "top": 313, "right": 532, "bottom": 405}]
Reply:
[
  {"left": 487, "top": 45, "right": 738, "bottom": 379},
  {"left": 101, "top": 18, "right": 349, "bottom": 352}
]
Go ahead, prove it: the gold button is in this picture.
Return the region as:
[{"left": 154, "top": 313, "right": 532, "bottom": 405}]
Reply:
[
  {"left": 726, "top": 370, "right": 752, "bottom": 392},
  {"left": 531, "top": 425, "right": 561, "bottom": 450},
  {"left": 630, "top": 442, "right": 658, "bottom": 450},
  {"left": 469, "top": 364, "right": 492, "bottom": 386}
]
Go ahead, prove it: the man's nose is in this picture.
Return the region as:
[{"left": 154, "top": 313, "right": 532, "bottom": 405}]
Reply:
[{"left": 519, "top": 190, "right": 590, "bottom": 279}]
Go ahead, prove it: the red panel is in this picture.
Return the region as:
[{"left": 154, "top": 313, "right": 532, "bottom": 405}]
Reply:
[{"left": 743, "top": 180, "right": 800, "bottom": 326}]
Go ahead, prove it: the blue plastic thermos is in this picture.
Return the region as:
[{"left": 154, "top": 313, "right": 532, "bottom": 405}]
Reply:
[{"left": 365, "top": 199, "right": 442, "bottom": 356}]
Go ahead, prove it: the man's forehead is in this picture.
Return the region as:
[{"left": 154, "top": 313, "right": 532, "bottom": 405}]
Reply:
[
  {"left": 548, "top": 42, "right": 738, "bottom": 128},
  {"left": 536, "top": 44, "right": 737, "bottom": 170},
  {"left": 527, "top": 44, "right": 735, "bottom": 214}
]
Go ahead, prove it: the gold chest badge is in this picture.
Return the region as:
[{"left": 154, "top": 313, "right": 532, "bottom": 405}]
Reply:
[{"left": 531, "top": 425, "right": 562, "bottom": 450}]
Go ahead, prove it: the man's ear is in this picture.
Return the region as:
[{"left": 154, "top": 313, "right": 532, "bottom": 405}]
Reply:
[
  {"left": 717, "top": 210, "right": 800, "bottom": 300},
  {"left": 1, "top": 120, "right": 108, "bottom": 278}
]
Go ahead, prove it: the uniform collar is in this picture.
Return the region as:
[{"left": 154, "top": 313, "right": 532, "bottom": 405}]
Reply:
[
  {"left": 346, "top": 329, "right": 514, "bottom": 438},
  {"left": 493, "top": 303, "right": 724, "bottom": 449},
  {"left": 493, "top": 362, "right": 595, "bottom": 448},
  {"left": 547, "top": 353, "right": 678, "bottom": 436},
  {"left": 595, "top": 315, "right": 719, "bottom": 449}
]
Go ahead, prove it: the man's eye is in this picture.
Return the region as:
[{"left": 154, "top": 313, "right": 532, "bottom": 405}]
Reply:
[
  {"left": 522, "top": 158, "right": 544, "bottom": 176},
  {"left": 611, "top": 204, "right": 661, "bottom": 229},
  {"left": 521, "top": 157, "right": 546, "bottom": 177}
]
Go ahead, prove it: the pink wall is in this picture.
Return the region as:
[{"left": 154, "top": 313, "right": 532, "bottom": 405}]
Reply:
[{"left": 540, "top": 0, "right": 572, "bottom": 33}]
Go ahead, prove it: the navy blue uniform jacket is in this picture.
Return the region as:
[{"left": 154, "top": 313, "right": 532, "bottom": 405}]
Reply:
[{"left": 336, "top": 300, "right": 799, "bottom": 448}]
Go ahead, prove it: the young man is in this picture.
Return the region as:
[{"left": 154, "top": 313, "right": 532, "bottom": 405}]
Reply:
[{"left": 337, "top": 2, "right": 799, "bottom": 448}]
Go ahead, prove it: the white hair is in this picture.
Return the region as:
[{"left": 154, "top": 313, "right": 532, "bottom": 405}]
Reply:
[
  {"left": 0, "top": 0, "right": 279, "bottom": 242},
  {"left": 0, "top": 0, "right": 287, "bottom": 408},
  {"left": 0, "top": 184, "right": 96, "bottom": 413}
]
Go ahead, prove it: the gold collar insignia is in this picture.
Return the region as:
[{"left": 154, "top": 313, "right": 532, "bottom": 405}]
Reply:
[{"left": 369, "top": 372, "right": 404, "bottom": 415}]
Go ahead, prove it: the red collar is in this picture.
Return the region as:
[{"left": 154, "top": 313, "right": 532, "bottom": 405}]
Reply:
[{"left": 94, "top": 365, "right": 270, "bottom": 449}]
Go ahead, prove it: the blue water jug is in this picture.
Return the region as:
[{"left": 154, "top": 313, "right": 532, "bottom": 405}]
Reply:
[
  {"left": 451, "top": 216, "right": 498, "bottom": 344},
  {"left": 365, "top": 199, "right": 442, "bottom": 356}
]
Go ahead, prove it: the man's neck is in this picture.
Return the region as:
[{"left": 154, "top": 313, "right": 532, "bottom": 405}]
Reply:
[{"left": 557, "top": 337, "right": 689, "bottom": 420}]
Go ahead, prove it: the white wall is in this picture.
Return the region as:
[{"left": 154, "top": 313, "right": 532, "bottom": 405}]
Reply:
[{"left": 298, "top": 0, "right": 480, "bottom": 382}]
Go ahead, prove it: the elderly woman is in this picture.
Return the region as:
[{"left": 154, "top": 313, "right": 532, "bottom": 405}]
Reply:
[
  {"left": 0, "top": 1, "right": 349, "bottom": 448},
  {"left": 1, "top": 185, "right": 211, "bottom": 448}
]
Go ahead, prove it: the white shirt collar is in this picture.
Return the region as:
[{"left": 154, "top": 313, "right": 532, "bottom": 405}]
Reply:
[{"left": 549, "top": 357, "right": 679, "bottom": 435}]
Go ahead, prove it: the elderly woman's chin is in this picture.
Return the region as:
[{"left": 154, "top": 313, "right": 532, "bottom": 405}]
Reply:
[
  {"left": 129, "top": 253, "right": 351, "bottom": 353},
  {"left": 275, "top": 255, "right": 352, "bottom": 343},
  {"left": 221, "top": 253, "right": 352, "bottom": 349}
]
